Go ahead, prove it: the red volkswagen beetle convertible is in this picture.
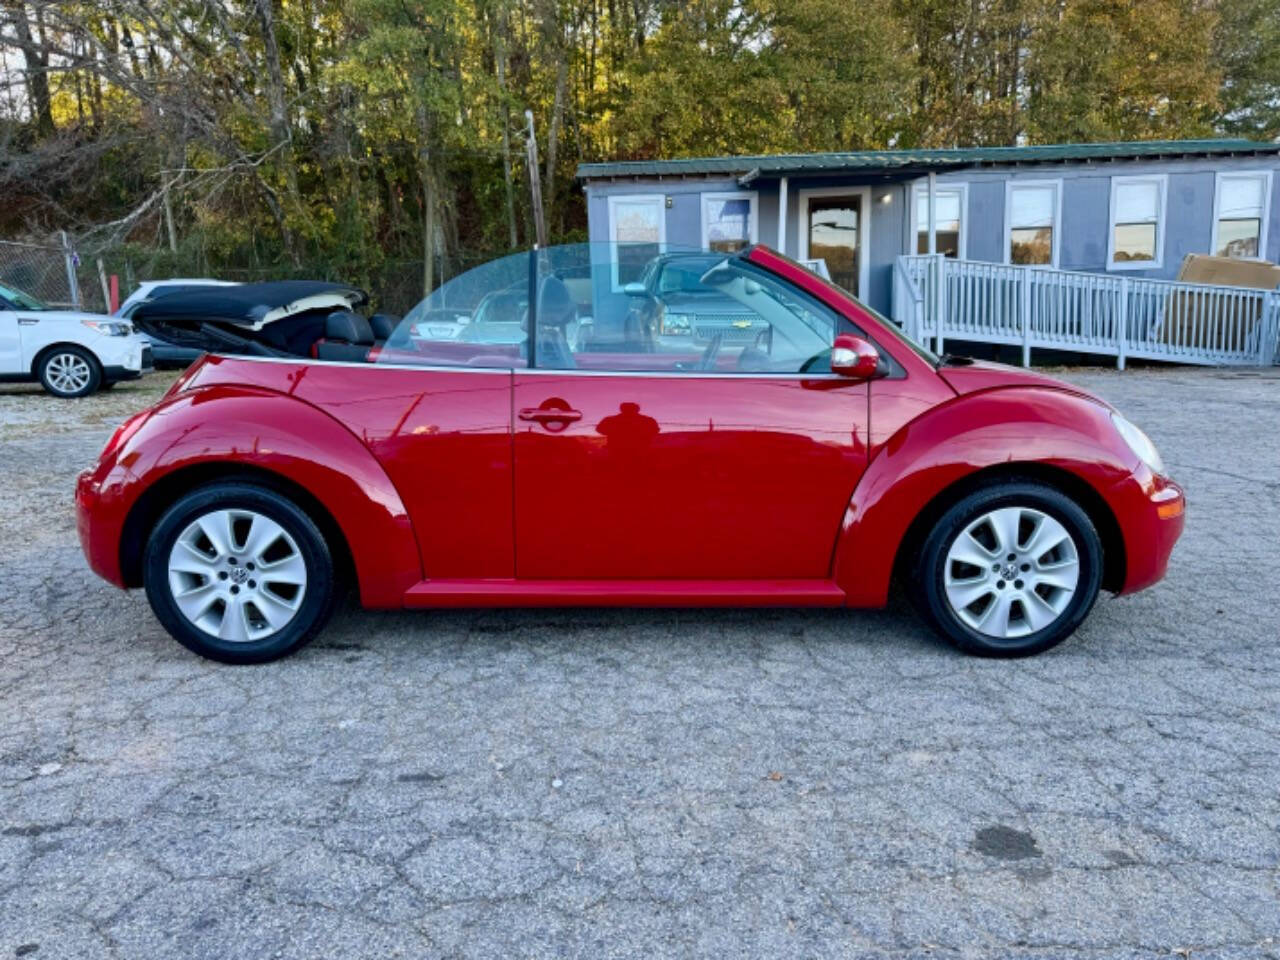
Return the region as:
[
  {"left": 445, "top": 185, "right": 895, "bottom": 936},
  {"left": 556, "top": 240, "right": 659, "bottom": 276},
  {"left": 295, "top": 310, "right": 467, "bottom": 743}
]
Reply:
[{"left": 76, "top": 244, "right": 1184, "bottom": 663}]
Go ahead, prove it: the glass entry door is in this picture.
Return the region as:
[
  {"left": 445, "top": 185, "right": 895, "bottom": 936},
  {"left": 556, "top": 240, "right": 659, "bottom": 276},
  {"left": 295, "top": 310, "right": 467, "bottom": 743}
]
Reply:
[{"left": 807, "top": 195, "right": 862, "bottom": 296}]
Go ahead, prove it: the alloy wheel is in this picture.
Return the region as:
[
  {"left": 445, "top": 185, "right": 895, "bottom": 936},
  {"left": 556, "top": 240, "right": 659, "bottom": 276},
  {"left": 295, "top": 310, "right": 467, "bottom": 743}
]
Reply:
[
  {"left": 942, "top": 506, "right": 1080, "bottom": 640},
  {"left": 166, "top": 508, "right": 308, "bottom": 643},
  {"left": 46, "top": 352, "right": 93, "bottom": 395}
]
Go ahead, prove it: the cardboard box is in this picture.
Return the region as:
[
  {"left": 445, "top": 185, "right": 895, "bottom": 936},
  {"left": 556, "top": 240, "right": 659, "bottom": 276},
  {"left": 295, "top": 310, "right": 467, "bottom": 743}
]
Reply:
[
  {"left": 1159, "top": 254, "right": 1280, "bottom": 352},
  {"left": 1176, "top": 253, "right": 1280, "bottom": 289}
]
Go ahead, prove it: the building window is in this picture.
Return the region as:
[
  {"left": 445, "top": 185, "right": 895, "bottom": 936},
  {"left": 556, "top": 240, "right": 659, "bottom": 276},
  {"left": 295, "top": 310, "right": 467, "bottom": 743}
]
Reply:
[
  {"left": 913, "top": 184, "right": 966, "bottom": 258},
  {"left": 607, "top": 194, "right": 666, "bottom": 289},
  {"left": 701, "top": 192, "right": 758, "bottom": 253},
  {"left": 1108, "top": 175, "right": 1167, "bottom": 269},
  {"left": 1006, "top": 181, "right": 1061, "bottom": 266},
  {"left": 1213, "top": 172, "right": 1272, "bottom": 259}
]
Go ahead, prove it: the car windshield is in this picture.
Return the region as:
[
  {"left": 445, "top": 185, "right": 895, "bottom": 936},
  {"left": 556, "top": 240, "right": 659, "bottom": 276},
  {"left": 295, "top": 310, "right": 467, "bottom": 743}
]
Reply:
[
  {"left": 655, "top": 258, "right": 724, "bottom": 295},
  {"left": 0, "top": 281, "right": 50, "bottom": 310}
]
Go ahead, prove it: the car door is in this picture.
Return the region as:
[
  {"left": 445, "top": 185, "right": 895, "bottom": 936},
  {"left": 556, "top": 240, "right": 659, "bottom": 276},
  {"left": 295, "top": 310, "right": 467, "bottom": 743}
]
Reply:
[
  {"left": 0, "top": 306, "right": 19, "bottom": 374},
  {"left": 511, "top": 252, "right": 870, "bottom": 580}
]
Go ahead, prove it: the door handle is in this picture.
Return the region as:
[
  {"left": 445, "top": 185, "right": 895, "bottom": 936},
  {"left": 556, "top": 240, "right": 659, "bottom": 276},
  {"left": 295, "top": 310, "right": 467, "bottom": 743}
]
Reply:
[
  {"left": 519, "top": 407, "right": 582, "bottom": 423},
  {"left": 17, "top": 317, "right": 38, "bottom": 325}
]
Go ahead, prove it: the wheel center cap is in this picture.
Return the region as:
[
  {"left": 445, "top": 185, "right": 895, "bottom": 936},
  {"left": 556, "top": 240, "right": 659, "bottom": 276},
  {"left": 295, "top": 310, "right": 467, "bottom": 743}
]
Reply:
[
  {"left": 1001, "top": 562, "right": 1019, "bottom": 580},
  {"left": 230, "top": 566, "right": 250, "bottom": 585}
]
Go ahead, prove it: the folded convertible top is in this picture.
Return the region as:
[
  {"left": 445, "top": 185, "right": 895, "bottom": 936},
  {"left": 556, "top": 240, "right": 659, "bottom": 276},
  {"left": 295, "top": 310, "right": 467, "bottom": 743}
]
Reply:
[{"left": 133, "top": 280, "right": 367, "bottom": 330}]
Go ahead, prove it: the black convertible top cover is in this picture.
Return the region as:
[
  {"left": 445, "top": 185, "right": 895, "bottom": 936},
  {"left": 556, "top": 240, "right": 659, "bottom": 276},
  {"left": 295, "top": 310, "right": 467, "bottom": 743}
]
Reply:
[{"left": 133, "top": 280, "right": 367, "bottom": 326}]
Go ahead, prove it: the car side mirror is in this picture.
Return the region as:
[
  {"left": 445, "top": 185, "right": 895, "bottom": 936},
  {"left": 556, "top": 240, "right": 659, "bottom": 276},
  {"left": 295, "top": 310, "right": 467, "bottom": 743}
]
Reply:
[
  {"left": 622, "top": 282, "right": 648, "bottom": 297},
  {"left": 830, "top": 334, "right": 881, "bottom": 379}
]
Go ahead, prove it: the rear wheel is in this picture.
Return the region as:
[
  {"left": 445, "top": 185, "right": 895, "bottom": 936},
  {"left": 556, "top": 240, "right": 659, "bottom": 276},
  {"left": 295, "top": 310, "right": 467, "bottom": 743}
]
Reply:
[
  {"left": 913, "top": 481, "right": 1103, "bottom": 657},
  {"left": 143, "top": 483, "right": 338, "bottom": 663},
  {"left": 38, "top": 346, "right": 101, "bottom": 397}
]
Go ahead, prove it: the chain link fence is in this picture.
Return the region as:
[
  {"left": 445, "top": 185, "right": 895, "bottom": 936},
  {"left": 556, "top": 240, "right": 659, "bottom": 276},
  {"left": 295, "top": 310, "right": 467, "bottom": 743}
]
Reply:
[
  {"left": 3, "top": 228, "right": 500, "bottom": 316},
  {"left": 0, "top": 236, "right": 81, "bottom": 308}
]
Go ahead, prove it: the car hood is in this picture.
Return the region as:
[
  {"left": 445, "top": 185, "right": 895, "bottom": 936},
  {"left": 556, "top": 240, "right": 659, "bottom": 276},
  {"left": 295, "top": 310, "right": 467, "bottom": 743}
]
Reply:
[
  {"left": 658, "top": 293, "right": 755, "bottom": 313},
  {"left": 937, "top": 358, "right": 1109, "bottom": 407}
]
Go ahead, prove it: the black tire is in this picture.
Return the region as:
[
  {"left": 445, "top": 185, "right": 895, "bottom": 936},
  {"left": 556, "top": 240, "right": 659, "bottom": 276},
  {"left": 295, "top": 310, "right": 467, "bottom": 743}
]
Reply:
[
  {"left": 37, "top": 345, "right": 101, "bottom": 398},
  {"left": 143, "top": 482, "right": 338, "bottom": 663},
  {"left": 912, "top": 480, "right": 1103, "bottom": 657}
]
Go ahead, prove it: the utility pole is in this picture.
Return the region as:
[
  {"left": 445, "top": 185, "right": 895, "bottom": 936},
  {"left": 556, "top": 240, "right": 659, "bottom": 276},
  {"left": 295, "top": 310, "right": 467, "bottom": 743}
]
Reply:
[{"left": 524, "top": 110, "right": 547, "bottom": 247}]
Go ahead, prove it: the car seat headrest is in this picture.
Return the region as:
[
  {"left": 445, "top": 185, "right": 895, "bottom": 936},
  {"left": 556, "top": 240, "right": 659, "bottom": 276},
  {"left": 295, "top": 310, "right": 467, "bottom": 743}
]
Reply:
[
  {"left": 537, "top": 276, "right": 576, "bottom": 328},
  {"left": 368, "top": 313, "right": 399, "bottom": 341},
  {"left": 325, "top": 310, "right": 374, "bottom": 344}
]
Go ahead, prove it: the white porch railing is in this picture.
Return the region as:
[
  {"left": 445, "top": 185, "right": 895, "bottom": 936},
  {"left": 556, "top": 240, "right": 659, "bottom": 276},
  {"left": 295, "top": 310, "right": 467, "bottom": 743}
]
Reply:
[{"left": 893, "top": 254, "right": 1280, "bottom": 368}]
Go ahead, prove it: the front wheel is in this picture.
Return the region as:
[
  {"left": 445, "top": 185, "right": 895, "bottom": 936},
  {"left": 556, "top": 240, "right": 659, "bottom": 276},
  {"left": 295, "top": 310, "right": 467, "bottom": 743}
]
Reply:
[
  {"left": 913, "top": 481, "right": 1103, "bottom": 657},
  {"left": 38, "top": 346, "right": 101, "bottom": 397},
  {"left": 143, "top": 483, "right": 338, "bottom": 663}
]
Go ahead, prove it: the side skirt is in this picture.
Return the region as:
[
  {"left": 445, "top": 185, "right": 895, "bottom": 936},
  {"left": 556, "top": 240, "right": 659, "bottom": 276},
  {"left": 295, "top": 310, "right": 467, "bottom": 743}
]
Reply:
[{"left": 403, "top": 579, "right": 847, "bottom": 609}]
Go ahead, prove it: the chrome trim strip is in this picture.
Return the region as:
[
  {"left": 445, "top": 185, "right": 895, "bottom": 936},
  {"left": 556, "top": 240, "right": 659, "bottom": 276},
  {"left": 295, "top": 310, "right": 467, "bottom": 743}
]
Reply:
[
  {"left": 210, "top": 353, "right": 848, "bottom": 381},
  {"left": 513, "top": 368, "right": 846, "bottom": 381}
]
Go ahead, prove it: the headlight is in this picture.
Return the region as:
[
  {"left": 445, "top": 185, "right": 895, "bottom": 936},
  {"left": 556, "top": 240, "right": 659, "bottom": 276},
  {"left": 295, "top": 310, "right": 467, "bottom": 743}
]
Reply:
[
  {"left": 661, "top": 312, "right": 692, "bottom": 335},
  {"left": 1111, "top": 412, "right": 1165, "bottom": 475},
  {"left": 81, "top": 320, "right": 132, "bottom": 337}
]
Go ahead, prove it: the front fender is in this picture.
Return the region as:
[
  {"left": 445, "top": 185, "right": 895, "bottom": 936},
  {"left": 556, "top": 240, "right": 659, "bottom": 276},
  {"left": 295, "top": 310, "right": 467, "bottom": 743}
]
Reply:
[
  {"left": 80, "top": 385, "right": 421, "bottom": 607},
  {"left": 834, "top": 387, "right": 1141, "bottom": 607}
]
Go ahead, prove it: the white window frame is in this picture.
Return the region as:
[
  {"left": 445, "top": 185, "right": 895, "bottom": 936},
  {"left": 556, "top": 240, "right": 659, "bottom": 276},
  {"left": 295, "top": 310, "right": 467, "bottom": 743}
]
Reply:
[
  {"left": 1004, "top": 179, "right": 1063, "bottom": 268},
  {"left": 1107, "top": 174, "right": 1169, "bottom": 271},
  {"left": 607, "top": 193, "right": 667, "bottom": 290},
  {"left": 700, "top": 190, "right": 758, "bottom": 253},
  {"left": 796, "top": 186, "right": 873, "bottom": 300},
  {"left": 1211, "top": 170, "right": 1273, "bottom": 261},
  {"left": 908, "top": 181, "right": 968, "bottom": 259}
]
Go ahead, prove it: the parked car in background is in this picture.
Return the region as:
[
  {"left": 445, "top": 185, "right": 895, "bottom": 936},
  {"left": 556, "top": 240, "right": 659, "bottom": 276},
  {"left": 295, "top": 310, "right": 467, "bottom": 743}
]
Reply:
[
  {"left": 415, "top": 309, "right": 470, "bottom": 340},
  {"left": 116, "top": 279, "right": 238, "bottom": 368},
  {"left": 78, "top": 243, "right": 1185, "bottom": 664},
  {"left": 403, "top": 303, "right": 469, "bottom": 341},
  {"left": 624, "top": 252, "right": 771, "bottom": 349},
  {"left": 0, "top": 281, "right": 151, "bottom": 396}
]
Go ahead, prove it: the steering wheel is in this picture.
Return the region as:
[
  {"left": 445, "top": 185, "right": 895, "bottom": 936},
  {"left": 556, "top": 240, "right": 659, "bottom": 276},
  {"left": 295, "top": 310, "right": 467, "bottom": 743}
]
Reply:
[{"left": 698, "top": 332, "right": 723, "bottom": 371}]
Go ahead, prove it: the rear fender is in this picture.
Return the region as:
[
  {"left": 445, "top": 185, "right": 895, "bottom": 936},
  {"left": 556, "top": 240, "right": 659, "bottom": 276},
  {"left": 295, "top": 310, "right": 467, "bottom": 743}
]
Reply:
[
  {"left": 99, "top": 385, "right": 420, "bottom": 607},
  {"left": 834, "top": 387, "right": 1139, "bottom": 606}
]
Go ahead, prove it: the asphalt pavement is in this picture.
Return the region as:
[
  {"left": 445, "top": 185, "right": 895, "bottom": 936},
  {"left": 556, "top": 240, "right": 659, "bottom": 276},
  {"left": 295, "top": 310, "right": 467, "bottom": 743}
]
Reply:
[{"left": 1, "top": 366, "right": 1278, "bottom": 959}]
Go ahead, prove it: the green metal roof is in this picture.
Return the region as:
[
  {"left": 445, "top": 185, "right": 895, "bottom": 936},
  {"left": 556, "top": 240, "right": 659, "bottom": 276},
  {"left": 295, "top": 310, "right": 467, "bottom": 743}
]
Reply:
[{"left": 577, "top": 139, "right": 1280, "bottom": 181}]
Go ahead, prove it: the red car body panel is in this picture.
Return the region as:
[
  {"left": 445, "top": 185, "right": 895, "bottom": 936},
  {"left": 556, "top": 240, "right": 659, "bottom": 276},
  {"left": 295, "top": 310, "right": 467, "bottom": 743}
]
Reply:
[
  {"left": 511, "top": 373, "right": 869, "bottom": 579},
  {"left": 936, "top": 359, "right": 1109, "bottom": 404},
  {"left": 832, "top": 385, "right": 1184, "bottom": 607},
  {"left": 76, "top": 244, "right": 1185, "bottom": 616},
  {"left": 75, "top": 383, "right": 422, "bottom": 606},
  {"left": 145, "top": 356, "right": 516, "bottom": 582},
  {"left": 403, "top": 578, "right": 846, "bottom": 608}
]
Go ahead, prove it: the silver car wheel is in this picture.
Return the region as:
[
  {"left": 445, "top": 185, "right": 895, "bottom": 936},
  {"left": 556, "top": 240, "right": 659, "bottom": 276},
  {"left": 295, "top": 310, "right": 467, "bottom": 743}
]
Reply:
[
  {"left": 46, "top": 352, "right": 93, "bottom": 394},
  {"left": 943, "top": 506, "right": 1080, "bottom": 640},
  {"left": 166, "top": 508, "right": 308, "bottom": 643}
]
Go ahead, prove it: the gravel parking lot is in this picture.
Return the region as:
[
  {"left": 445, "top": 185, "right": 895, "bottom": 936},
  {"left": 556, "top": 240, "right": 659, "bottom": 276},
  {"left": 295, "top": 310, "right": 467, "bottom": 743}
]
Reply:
[{"left": 2, "top": 366, "right": 1278, "bottom": 959}]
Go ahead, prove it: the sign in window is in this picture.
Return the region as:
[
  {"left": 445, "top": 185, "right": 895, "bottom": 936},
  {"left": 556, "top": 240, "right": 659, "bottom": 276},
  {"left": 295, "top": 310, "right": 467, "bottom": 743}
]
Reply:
[{"left": 701, "top": 193, "right": 758, "bottom": 253}]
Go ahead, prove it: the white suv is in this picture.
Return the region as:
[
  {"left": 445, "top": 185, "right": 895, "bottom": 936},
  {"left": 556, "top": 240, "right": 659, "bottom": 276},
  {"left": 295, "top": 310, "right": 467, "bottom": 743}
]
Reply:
[{"left": 0, "top": 281, "right": 152, "bottom": 397}]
